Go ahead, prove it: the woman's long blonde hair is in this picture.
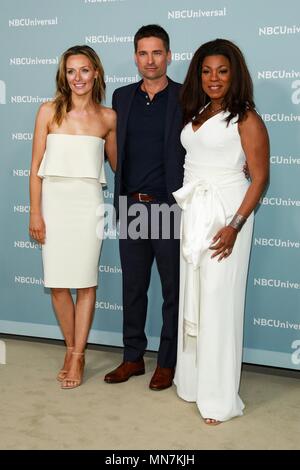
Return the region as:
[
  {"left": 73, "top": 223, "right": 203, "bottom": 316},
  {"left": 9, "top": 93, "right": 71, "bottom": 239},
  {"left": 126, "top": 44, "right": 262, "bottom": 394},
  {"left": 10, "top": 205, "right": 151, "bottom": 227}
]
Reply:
[{"left": 53, "top": 45, "right": 106, "bottom": 126}]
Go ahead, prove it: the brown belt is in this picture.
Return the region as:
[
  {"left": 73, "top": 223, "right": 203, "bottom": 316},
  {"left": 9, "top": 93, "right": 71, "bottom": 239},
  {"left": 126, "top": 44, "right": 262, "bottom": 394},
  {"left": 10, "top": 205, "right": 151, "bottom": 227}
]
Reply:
[{"left": 130, "top": 192, "right": 156, "bottom": 202}]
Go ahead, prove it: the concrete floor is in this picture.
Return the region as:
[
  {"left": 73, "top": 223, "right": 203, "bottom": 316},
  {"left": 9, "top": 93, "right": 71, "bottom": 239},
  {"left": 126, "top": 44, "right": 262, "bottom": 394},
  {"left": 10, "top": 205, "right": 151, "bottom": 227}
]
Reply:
[{"left": 0, "top": 337, "right": 299, "bottom": 450}]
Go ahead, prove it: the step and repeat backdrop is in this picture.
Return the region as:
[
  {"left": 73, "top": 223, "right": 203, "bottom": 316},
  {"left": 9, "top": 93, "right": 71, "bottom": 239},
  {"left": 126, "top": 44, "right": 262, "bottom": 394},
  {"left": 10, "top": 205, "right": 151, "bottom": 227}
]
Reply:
[{"left": 0, "top": 0, "right": 299, "bottom": 370}]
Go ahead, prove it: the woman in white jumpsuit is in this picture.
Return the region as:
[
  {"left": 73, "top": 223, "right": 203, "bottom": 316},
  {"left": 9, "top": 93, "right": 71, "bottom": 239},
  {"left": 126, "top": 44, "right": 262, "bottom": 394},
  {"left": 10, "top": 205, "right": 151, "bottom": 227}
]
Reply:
[{"left": 173, "top": 39, "right": 269, "bottom": 424}]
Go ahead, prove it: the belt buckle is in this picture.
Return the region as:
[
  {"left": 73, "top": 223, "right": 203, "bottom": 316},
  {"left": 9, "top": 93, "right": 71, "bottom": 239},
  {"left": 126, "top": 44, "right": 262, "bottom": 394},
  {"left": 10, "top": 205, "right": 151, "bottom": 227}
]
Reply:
[{"left": 139, "top": 193, "right": 148, "bottom": 202}]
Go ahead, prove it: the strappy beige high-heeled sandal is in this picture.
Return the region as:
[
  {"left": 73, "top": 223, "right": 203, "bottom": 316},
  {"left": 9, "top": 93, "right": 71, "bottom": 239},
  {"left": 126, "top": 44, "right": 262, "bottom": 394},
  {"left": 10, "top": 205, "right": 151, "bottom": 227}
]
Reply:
[
  {"left": 57, "top": 346, "right": 74, "bottom": 382},
  {"left": 61, "top": 352, "right": 85, "bottom": 389}
]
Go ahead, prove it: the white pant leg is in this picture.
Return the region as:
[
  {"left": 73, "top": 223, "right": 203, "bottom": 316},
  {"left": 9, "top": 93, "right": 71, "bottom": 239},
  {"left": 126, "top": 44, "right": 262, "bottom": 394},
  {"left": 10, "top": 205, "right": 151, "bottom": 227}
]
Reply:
[
  {"left": 175, "top": 215, "right": 253, "bottom": 422},
  {"left": 174, "top": 248, "right": 199, "bottom": 401}
]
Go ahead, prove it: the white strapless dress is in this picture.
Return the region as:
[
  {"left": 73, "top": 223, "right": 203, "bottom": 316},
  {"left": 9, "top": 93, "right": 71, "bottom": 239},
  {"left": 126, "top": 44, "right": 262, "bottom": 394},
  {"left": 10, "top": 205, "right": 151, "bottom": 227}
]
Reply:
[
  {"left": 38, "top": 134, "right": 106, "bottom": 288},
  {"left": 173, "top": 112, "right": 254, "bottom": 422}
]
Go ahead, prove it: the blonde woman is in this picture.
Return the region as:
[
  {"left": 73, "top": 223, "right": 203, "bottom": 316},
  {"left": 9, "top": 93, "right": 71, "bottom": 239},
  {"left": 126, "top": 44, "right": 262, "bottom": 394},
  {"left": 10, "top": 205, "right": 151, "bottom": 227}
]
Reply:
[{"left": 29, "top": 45, "right": 116, "bottom": 389}]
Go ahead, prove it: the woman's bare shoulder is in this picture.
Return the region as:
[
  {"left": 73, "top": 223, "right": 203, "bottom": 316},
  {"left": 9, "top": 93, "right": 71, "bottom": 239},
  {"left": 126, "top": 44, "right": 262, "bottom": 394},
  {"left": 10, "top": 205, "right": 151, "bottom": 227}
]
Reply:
[
  {"left": 99, "top": 105, "right": 116, "bottom": 118},
  {"left": 37, "top": 101, "right": 55, "bottom": 120},
  {"left": 239, "top": 109, "right": 267, "bottom": 132},
  {"left": 35, "top": 102, "right": 55, "bottom": 131},
  {"left": 98, "top": 105, "right": 116, "bottom": 126}
]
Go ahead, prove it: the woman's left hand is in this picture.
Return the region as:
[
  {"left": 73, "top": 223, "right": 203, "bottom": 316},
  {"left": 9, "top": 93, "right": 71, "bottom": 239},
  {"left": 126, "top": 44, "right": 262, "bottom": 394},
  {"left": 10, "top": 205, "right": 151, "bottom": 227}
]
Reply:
[{"left": 209, "top": 226, "right": 238, "bottom": 261}]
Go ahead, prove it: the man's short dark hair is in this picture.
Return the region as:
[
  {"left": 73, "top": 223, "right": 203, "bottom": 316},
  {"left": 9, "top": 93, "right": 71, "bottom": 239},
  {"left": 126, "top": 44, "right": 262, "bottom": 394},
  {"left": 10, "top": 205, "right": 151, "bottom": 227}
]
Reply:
[{"left": 134, "top": 24, "right": 170, "bottom": 52}]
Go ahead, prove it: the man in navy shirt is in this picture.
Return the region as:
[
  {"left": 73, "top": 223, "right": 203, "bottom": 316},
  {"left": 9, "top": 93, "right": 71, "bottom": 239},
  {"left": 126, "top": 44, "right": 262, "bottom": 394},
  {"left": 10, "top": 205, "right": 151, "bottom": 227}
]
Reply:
[{"left": 104, "top": 25, "right": 185, "bottom": 390}]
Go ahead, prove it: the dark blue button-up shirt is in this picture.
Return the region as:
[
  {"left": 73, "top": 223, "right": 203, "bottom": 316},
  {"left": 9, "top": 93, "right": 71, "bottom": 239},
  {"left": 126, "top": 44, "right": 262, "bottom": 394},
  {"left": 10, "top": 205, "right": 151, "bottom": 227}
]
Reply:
[{"left": 122, "top": 85, "right": 168, "bottom": 200}]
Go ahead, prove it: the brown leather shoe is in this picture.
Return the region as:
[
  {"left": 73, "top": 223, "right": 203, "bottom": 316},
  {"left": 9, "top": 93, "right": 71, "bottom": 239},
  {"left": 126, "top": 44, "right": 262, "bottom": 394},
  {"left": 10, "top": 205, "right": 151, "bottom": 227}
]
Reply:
[
  {"left": 104, "top": 360, "right": 145, "bottom": 383},
  {"left": 149, "top": 365, "right": 175, "bottom": 391}
]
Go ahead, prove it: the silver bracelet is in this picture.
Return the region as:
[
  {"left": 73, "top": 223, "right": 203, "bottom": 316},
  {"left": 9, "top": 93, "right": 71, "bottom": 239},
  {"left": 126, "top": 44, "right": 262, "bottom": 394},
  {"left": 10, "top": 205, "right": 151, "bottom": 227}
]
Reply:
[{"left": 229, "top": 213, "right": 247, "bottom": 231}]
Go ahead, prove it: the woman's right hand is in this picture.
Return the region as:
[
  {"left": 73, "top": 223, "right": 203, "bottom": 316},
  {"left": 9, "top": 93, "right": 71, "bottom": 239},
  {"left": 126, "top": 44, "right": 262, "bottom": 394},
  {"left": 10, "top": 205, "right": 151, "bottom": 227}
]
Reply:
[{"left": 29, "top": 213, "right": 46, "bottom": 244}]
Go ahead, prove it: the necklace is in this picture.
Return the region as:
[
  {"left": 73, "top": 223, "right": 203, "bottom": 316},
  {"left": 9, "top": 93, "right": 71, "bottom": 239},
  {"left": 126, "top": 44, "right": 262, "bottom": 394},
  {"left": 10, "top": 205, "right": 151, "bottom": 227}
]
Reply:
[{"left": 207, "top": 104, "right": 224, "bottom": 115}]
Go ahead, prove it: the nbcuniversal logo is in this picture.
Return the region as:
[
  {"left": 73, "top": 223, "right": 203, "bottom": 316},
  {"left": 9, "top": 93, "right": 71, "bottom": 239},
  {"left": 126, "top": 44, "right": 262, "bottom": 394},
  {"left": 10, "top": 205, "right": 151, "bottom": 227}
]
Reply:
[{"left": 0, "top": 80, "right": 6, "bottom": 104}]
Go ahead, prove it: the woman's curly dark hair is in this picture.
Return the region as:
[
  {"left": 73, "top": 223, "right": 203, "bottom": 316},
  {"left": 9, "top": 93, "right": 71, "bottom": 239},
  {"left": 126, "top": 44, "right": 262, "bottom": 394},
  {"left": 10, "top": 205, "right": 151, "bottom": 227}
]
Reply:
[{"left": 181, "top": 38, "right": 255, "bottom": 126}]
